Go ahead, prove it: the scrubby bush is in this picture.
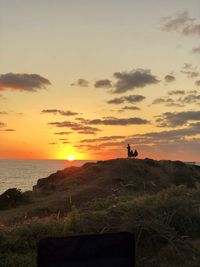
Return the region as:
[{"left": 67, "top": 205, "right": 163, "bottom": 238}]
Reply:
[
  {"left": 173, "top": 170, "right": 196, "bottom": 188},
  {"left": 0, "top": 188, "right": 32, "bottom": 210}
]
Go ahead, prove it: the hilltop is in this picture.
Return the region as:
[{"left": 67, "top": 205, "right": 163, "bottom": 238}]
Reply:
[
  {"left": 1, "top": 158, "right": 200, "bottom": 224},
  {"left": 0, "top": 158, "right": 200, "bottom": 267}
]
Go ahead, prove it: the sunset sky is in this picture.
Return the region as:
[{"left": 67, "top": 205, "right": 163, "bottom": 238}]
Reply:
[{"left": 0, "top": 0, "right": 200, "bottom": 161}]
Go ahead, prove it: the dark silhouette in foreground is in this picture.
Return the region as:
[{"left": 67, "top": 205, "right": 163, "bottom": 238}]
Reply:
[{"left": 127, "top": 144, "right": 138, "bottom": 158}]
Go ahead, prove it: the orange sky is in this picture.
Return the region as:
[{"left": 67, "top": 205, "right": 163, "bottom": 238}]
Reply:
[{"left": 0, "top": 1, "right": 200, "bottom": 161}]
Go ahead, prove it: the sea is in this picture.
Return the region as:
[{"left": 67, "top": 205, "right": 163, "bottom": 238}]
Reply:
[{"left": 0, "top": 159, "right": 95, "bottom": 194}]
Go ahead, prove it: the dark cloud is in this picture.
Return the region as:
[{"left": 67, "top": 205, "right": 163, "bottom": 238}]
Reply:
[
  {"left": 152, "top": 97, "right": 165, "bottom": 104},
  {"left": 152, "top": 97, "right": 184, "bottom": 107},
  {"left": 49, "top": 121, "right": 101, "bottom": 134},
  {"left": 168, "top": 90, "right": 185, "bottom": 95},
  {"left": 0, "top": 73, "right": 51, "bottom": 92},
  {"left": 181, "top": 70, "right": 199, "bottom": 78},
  {"left": 179, "top": 94, "right": 200, "bottom": 104},
  {"left": 41, "top": 109, "right": 78, "bottom": 116},
  {"left": 87, "top": 117, "right": 149, "bottom": 125},
  {"left": 182, "top": 24, "right": 200, "bottom": 36},
  {"left": 75, "top": 130, "right": 100, "bottom": 135},
  {"left": 161, "top": 11, "right": 200, "bottom": 36},
  {"left": 107, "top": 97, "right": 124, "bottom": 104},
  {"left": 156, "top": 111, "right": 200, "bottom": 127},
  {"left": 49, "top": 121, "right": 78, "bottom": 128},
  {"left": 192, "top": 46, "right": 200, "bottom": 54},
  {"left": 182, "top": 63, "right": 192, "bottom": 69},
  {"left": 188, "top": 90, "right": 198, "bottom": 94},
  {"left": 112, "top": 69, "right": 159, "bottom": 93},
  {"left": 195, "top": 80, "right": 200, "bottom": 86},
  {"left": 71, "top": 79, "right": 89, "bottom": 87},
  {"left": 59, "top": 138, "right": 68, "bottom": 141},
  {"left": 153, "top": 92, "right": 200, "bottom": 107},
  {"left": 54, "top": 132, "right": 72, "bottom": 135},
  {"left": 62, "top": 141, "right": 70, "bottom": 144},
  {"left": 3, "top": 129, "right": 16, "bottom": 132},
  {"left": 127, "top": 122, "right": 200, "bottom": 143},
  {"left": 161, "top": 11, "right": 194, "bottom": 32},
  {"left": 164, "top": 75, "right": 176, "bottom": 83},
  {"left": 107, "top": 94, "right": 145, "bottom": 105},
  {"left": 0, "top": 111, "right": 8, "bottom": 115},
  {"left": 94, "top": 79, "right": 112, "bottom": 88}
]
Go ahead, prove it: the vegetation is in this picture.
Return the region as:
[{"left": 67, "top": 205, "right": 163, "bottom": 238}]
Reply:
[
  {"left": 0, "top": 188, "right": 32, "bottom": 210},
  {"left": 0, "top": 159, "right": 200, "bottom": 266}
]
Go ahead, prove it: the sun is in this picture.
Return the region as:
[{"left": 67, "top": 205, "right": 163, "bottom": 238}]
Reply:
[{"left": 67, "top": 155, "right": 75, "bottom": 161}]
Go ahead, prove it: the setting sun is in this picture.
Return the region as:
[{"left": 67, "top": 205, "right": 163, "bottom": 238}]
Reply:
[{"left": 67, "top": 155, "right": 75, "bottom": 161}]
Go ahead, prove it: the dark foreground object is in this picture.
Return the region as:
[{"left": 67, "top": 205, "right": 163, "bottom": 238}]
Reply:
[{"left": 38, "top": 232, "right": 135, "bottom": 267}]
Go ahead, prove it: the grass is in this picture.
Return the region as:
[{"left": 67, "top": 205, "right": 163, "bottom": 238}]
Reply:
[
  {"left": 0, "top": 186, "right": 200, "bottom": 266},
  {"left": 1, "top": 159, "right": 200, "bottom": 266}
]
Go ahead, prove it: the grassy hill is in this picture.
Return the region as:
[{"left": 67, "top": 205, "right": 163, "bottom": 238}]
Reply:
[{"left": 0, "top": 158, "right": 200, "bottom": 266}]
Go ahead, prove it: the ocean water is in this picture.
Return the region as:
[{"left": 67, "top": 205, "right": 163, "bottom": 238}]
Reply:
[{"left": 0, "top": 159, "right": 94, "bottom": 194}]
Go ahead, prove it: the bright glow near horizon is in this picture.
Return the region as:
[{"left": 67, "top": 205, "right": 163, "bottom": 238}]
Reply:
[{"left": 67, "top": 155, "right": 75, "bottom": 161}]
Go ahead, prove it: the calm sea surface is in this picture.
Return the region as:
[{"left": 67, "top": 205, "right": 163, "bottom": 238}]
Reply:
[{"left": 0, "top": 159, "right": 95, "bottom": 194}]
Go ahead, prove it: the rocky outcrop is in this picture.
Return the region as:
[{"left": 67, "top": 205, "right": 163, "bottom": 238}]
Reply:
[{"left": 33, "top": 158, "right": 200, "bottom": 194}]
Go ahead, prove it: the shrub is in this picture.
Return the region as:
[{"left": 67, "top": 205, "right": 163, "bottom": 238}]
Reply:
[{"left": 0, "top": 188, "right": 31, "bottom": 210}]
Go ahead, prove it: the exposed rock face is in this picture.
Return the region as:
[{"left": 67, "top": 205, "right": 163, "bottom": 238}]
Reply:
[{"left": 33, "top": 158, "right": 200, "bottom": 194}]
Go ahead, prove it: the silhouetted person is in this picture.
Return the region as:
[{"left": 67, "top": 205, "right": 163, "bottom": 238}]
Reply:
[
  {"left": 133, "top": 149, "right": 138, "bottom": 157},
  {"left": 127, "top": 144, "right": 138, "bottom": 158},
  {"left": 127, "top": 144, "right": 131, "bottom": 157}
]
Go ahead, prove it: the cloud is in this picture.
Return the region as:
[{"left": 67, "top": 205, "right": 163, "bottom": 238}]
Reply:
[
  {"left": 112, "top": 69, "right": 159, "bottom": 93},
  {"left": 164, "top": 75, "right": 176, "bottom": 83},
  {"left": 54, "top": 132, "right": 72, "bottom": 135},
  {"left": 122, "top": 106, "right": 141, "bottom": 111},
  {"left": 126, "top": 122, "right": 200, "bottom": 145},
  {"left": 71, "top": 79, "right": 89, "bottom": 87},
  {"left": 49, "top": 121, "right": 101, "bottom": 134},
  {"left": 0, "top": 73, "right": 51, "bottom": 92},
  {"left": 179, "top": 94, "right": 200, "bottom": 104},
  {"left": 195, "top": 80, "right": 200, "bottom": 86},
  {"left": 152, "top": 97, "right": 184, "bottom": 107},
  {"left": 41, "top": 109, "right": 78, "bottom": 116},
  {"left": 0, "top": 111, "right": 8, "bottom": 115},
  {"left": 161, "top": 11, "right": 200, "bottom": 36},
  {"left": 87, "top": 117, "right": 149, "bottom": 125},
  {"left": 168, "top": 90, "right": 185, "bottom": 95},
  {"left": 155, "top": 111, "right": 200, "bottom": 127},
  {"left": 107, "top": 94, "right": 145, "bottom": 105},
  {"left": 182, "top": 63, "right": 192, "bottom": 69},
  {"left": 181, "top": 71, "right": 199, "bottom": 78},
  {"left": 161, "top": 11, "right": 194, "bottom": 32},
  {"left": 3, "top": 129, "right": 16, "bottom": 132},
  {"left": 153, "top": 92, "right": 200, "bottom": 107},
  {"left": 192, "top": 46, "right": 200, "bottom": 54},
  {"left": 94, "top": 79, "right": 112, "bottom": 88},
  {"left": 107, "top": 97, "right": 124, "bottom": 104}
]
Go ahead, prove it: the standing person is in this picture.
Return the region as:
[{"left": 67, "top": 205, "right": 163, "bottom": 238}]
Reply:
[{"left": 127, "top": 144, "right": 131, "bottom": 157}]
